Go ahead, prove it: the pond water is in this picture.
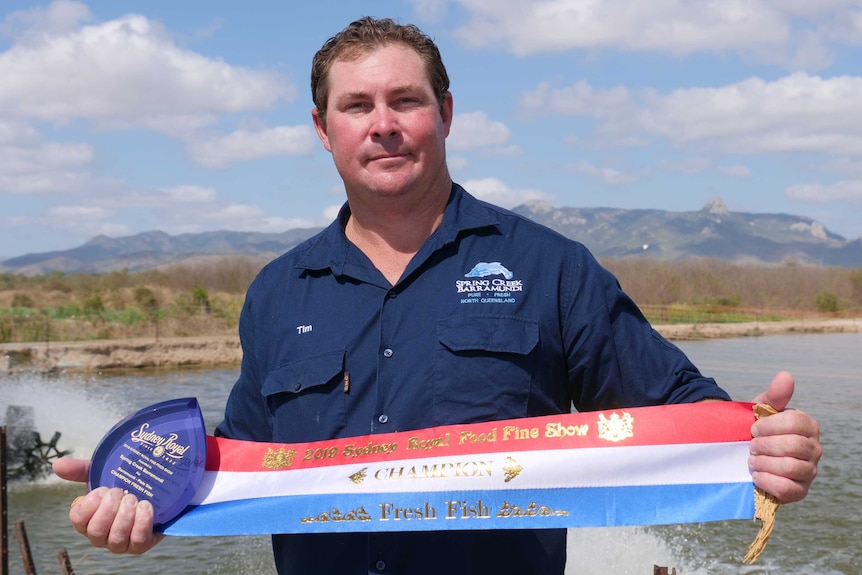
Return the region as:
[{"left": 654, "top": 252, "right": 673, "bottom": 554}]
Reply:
[{"left": 2, "top": 332, "right": 859, "bottom": 574}]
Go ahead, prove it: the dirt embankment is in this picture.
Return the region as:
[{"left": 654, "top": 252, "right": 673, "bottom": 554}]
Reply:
[
  {"left": 1, "top": 318, "right": 858, "bottom": 373},
  {"left": 0, "top": 335, "right": 241, "bottom": 373}
]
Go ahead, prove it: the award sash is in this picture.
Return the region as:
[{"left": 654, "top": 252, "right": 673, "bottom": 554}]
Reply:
[{"left": 160, "top": 402, "right": 772, "bottom": 552}]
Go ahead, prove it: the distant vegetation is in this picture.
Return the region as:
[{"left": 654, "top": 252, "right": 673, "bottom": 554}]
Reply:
[{"left": 1, "top": 256, "right": 860, "bottom": 344}]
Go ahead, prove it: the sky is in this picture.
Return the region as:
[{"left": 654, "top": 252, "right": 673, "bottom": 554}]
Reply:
[{"left": 2, "top": 0, "right": 862, "bottom": 261}]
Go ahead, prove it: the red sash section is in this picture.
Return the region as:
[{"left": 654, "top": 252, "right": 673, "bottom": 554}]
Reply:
[{"left": 206, "top": 401, "right": 755, "bottom": 473}]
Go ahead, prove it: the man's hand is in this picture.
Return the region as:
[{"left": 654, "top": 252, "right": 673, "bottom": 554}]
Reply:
[
  {"left": 749, "top": 371, "right": 822, "bottom": 503},
  {"left": 53, "top": 457, "right": 163, "bottom": 555}
]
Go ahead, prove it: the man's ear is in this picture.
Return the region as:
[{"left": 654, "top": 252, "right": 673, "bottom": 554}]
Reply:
[
  {"left": 312, "top": 107, "right": 332, "bottom": 152},
  {"left": 441, "top": 91, "right": 453, "bottom": 138}
]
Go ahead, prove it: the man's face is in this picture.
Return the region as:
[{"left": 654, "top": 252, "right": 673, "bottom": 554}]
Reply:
[{"left": 312, "top": 43, "right": 453, "bottom": 202}]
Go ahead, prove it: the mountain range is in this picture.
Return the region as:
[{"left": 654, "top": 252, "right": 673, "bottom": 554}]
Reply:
[{"left": 3, "top": 198, "right": 861, "bottom": 275}]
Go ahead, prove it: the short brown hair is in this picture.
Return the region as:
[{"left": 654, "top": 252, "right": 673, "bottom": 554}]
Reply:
[{"left": 311, "top": 17, "right": 450, "bottom": 120}]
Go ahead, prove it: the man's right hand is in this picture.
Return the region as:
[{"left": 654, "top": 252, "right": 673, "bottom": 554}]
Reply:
[{"left": 53, "top": 457, "right": 163, "bottom": 555}]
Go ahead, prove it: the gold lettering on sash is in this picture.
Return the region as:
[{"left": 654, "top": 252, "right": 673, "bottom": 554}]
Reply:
[
  {"left": 379, "top": 502, "right": 438, "bottom": 521},
  {"left": 372, "top": 461, "right": 494, "bottom": 481},
  {"left": 458, "top": 428, "right": 497, "bottom": 445},
  {"left": 445, "top": 499, "right": 490, "bottom": 519},
  {"left": 502, "top": 425, "right": 539, "bottom": 441},
  {"left": 406, "top": 433, "right": 450, "bottom": 451}
]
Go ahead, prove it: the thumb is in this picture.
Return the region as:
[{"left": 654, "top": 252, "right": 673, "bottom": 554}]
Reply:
[
  {"left": 751, "top": 370, "right": 795, "bottom": 411},
  {"left": 52, "top": 457, "right": 91, "bottom": 484}
]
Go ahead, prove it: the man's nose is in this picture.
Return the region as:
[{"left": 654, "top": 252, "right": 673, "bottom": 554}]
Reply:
[{"left": 371, "top": 106, "right": 399, "bottom": 138}]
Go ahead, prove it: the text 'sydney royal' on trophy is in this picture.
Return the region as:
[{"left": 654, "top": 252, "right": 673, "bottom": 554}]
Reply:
[{"left": 88, "top": 397, "right": 208, "bottom": 527}]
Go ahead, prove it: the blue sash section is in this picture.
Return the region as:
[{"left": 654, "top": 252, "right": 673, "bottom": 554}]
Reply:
[{"left": 161, "top": 483, "right": 755, "bottom": 536}]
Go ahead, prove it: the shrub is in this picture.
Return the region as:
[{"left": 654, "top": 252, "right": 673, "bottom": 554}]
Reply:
[
  {"left": 11, "top": 293, "right": 34, "bottom": 308},
  {"left": 192, "top": 286, "right": 211, "bottom": 313},
  {"left": 850, "top": 268, "right": 862, "bottom": 305},
  {"left": 82, "top": 293, "right": 105, "bottom": 313},
  {"left": 814, "top": 290, "right": 839, "bottom": 313},
  {"left": 134, "top": 287, "right": 160, "bottom": 312}
]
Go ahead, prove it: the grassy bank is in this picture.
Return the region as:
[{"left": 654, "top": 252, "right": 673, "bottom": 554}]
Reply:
[{"left": 1, "top": 256, "right": 861, "bottom": 344}]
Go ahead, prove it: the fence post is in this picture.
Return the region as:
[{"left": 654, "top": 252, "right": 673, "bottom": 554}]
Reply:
[
  {"left": 14, "top": 520, "right": 37, "bottom": 575},
  {"left": 57, "top": 549, "right": 75, "bottom": 575},
  {"left": 1, "top": 426, "right": 8, "bottom": 575},
  {"left": 44, "top": 314, "right": 49, "bottom": 359}
]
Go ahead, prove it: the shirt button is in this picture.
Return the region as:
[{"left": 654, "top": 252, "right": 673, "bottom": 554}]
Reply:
[
  {"left": 376, "top": 560, "right": 386, "bottom": 571},
  {"left": 378, "top": 414, "right": 389, "bottom": 424},
  {"left": 293, "top": 383, "right": 301, "bottom": 391},
  {"left": 388, "top": 291, "right": 397, "bottom": 299},
  {"left": 383, "top": 348, "right": 394, "bottom": 358}
]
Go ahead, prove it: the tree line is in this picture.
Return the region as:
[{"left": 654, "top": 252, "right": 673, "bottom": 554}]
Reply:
[{"left": 1, "top": 256, "right": 860, "bottom": 344}]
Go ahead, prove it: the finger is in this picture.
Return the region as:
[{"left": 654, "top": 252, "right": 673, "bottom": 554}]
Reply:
[
  {"left": 106, "top": 493, "right": 140, "bottom": 554},
  {"left": 54, "top": 457, "right": 91, "bottom": 484},
  {"left": 85, "top": 488, "right": 130, "bottom": 548},
  {"left": 70, "top": 486, "right": 107, "bottom": 536},
  {"left": 127, "top": 500, "right": 163, "bottom": 555},
  {"left": 751, "top": 409, "right": 821, "bottom": 442},
  {"left": 751, "top": 371, "right": 794, "bottom": 410},
  {"left": 750, "top": 450, "right": 818, "bottom": 504}
]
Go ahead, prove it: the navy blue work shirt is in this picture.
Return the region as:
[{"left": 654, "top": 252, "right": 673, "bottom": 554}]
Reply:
[{"left": 216, "top": 183, "right": 730, "bottom": 575}]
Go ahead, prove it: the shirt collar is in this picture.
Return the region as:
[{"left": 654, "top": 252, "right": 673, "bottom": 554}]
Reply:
[{"left": 295, "top": 183, "right": 500, "bottom": 277}]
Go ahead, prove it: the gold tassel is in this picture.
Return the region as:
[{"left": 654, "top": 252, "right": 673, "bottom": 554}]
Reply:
[{"left": 743, "top": 403, "right": 780, "bottom": 564}]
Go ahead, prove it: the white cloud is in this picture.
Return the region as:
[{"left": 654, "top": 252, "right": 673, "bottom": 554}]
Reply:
[
  {"left": 41, "top": 203, "right": 130, "bottom": 238},
  {"left": 0, "top": 119, "right": 95, "bottom": 196},
  {"left": 566, "top": 161, "right": 636, "bottom": 185},
  {"left": 322, "top": 204, "right": 342, "bottom": 221},
  {"left": 718, "top": 164, "right": 752, "bottom": 177},
  {"left": 453, "top": 0, "right": 789, "bottom": 55},
  {"left": 0, "top": 0, "right": 91, "bottom": 43},
  {"left": 160, "top": 185, "right": 217, "bottom": 203},
  {"left": 0, "top": 126, "right": 95, "bottom": 195},
  {"left": 0, "top": 141, "right": 93, "bottom": 176},
  {"left": 194, "top": 203, "right": 320, "bottom": 233},
  {"left": 461, "top": 177, "right": 553, "bottom": 207},
  {"left": 47, "top": 204, "right": 112, "bottom": 219},
  {"left": 0, "top": 7, "right": 295, "bottom": 134},
  {"left": 447, "top": 155, "right": 469, "bottom": 171},
  {"left": 188, "top": 125, "right": 317, "bottom": 168},
  {"left": 786, "top": 180, "right": 862, "bottom": 203},
  {"left": 410, "top": 0, "right": 449, "bottom": 23},
  {"left": 448, "top": 111, "right": 512, "bottom": 151},
  {"left": 523, "top": 73, "right": 862, "bottom": 155},
  {"left": 451, "top": 0, "right": 862, "bottom": 70},
  {"left": 521, "top": 81, "right": 634, "bottom": 118}
]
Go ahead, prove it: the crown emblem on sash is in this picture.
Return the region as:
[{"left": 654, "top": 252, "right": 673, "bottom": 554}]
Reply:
[
  {"left": 597, "top": 411, "right": 634, "bottom": 442},
  {"left": 262, "top": 447, "right": 296, "bottom": 469}
]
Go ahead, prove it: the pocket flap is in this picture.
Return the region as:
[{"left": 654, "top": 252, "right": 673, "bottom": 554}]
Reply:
[
  {"left": 437, "top": 315, "right": 538, "bottom": 355},
  {"left": 261, "top": 349, "right": 345, "bottom": 397}
]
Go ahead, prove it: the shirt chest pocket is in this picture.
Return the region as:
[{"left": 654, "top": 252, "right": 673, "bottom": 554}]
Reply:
[
  {"left": 433, "top": 315, "right": 539, "bottom": 425},
  {"left": 262, "top": 349, "right": 346, "bottom": 442}
]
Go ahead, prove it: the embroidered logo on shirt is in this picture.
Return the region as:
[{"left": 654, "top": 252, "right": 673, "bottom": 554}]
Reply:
[
  {"left": 455, "top": 262, "right": 523, "bottom": 304},
  {"left": 464, "top": 261, "right": 513, "bottom": 279}
]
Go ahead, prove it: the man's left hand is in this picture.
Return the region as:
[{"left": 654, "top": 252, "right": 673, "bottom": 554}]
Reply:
[{"left": 749, "top": 371, "right": 822, "bottom": 503}]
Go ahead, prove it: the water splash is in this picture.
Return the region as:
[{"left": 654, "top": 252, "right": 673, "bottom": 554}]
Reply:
[
  {"left": 0, "top": 371, "right": 127, "bottom": 481},
  {"left": 565, "top": 527, "right": 707, "bottom": 575}
]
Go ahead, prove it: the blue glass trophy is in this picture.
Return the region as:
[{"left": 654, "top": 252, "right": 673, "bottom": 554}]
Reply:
[{"left": 88, "top": 398, "right": 208, "bottom": 527}]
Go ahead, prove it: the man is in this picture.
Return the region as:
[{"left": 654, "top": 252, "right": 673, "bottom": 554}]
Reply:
[{"left": 55, "top": 17, "right": 821, "bottom": 574}]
